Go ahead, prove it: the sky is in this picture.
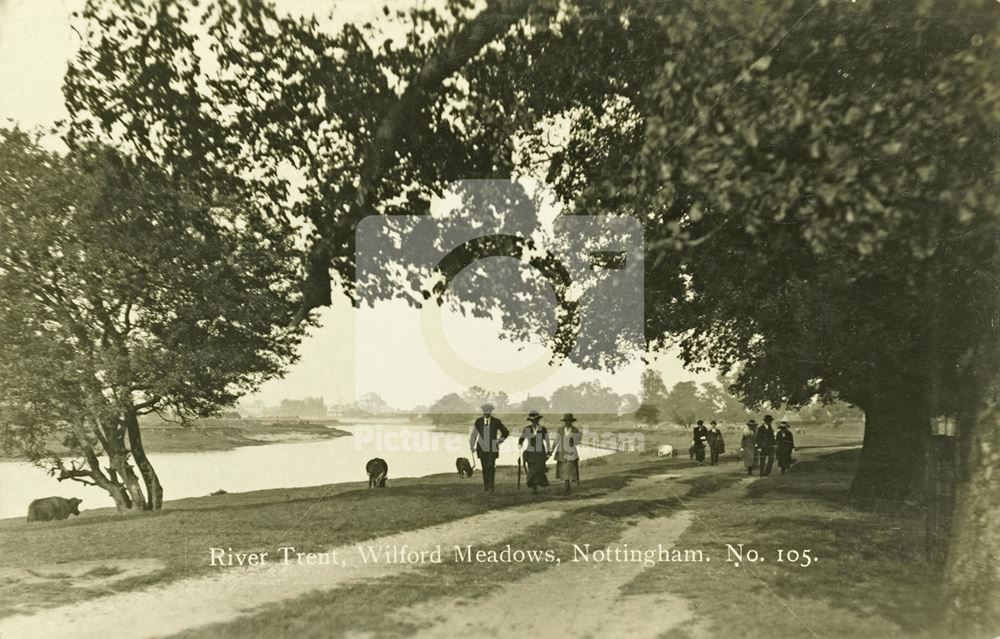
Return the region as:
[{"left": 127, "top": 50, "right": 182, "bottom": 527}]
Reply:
[{"left": 0, "top": 0, "right": 715, "bottom": 411}]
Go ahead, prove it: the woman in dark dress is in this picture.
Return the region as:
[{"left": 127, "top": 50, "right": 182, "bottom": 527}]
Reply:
[
  {"left": 692, "top": 420, "right": 709, "bottom": 463},
  {"left": 518, "top": 411, "right": 551, "bottom": 493},
  {"left": 706, "top": 421, "right": 726, "bottom": 466},
  {"left": 776, "top": 421, "right": 796, "bottom": 474}
]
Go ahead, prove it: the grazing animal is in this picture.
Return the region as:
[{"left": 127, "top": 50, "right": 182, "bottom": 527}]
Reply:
[
  {"left": 26, "top": 497, "right": 82, "bottom": 522},
  {"left": 795, "top": 428, "right": 805, "bottom": 435},
  {"left": 366, "top": 457, "right": 388, "bottom": 488},
  {"left": 455, "top": 457, "right": 474, "bottom": 478},
  {"left": 657, "top": 444, "right": 676, "bottom": 458}
]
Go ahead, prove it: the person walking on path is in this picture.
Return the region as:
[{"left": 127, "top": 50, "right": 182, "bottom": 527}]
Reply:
[
  {"left": 740, "top": 420, "right": 758, "bottom": 476},
  {"left": 776, "top": 420, "right": 796, "bottom": 474},
  {"left": 706, "top": 421, "right": 725, "bottom": 466},
  {"left": 552, "top": 413, "right": 582, "bottom": 495},
  {"left": 756, "top": 414, "right": 776, "bottom": 477},
  {"left": 469, "top": 403, "right": 509, "bottom": 492},
  {"left": 692, "top": 420, "right": 709, "bottom": 463},
  {"left": 518, "top": 410, "right": 551, "bottom": 493}
]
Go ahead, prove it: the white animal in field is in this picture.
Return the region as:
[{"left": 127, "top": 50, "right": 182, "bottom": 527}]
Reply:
[{"left": 657, "top": 444, "right": 676, "bottom": 458}]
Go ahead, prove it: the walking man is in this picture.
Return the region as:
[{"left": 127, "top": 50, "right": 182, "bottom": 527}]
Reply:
[
  {"left": 756, "top": 414, "right": 776, "bottom": 477},
  {"left": 469, "top": 403, "right": 509, "bottom": 492}
]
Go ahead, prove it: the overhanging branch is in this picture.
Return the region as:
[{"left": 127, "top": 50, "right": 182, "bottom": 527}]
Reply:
[{"left": 292, "top": 0, "right": 538, "bottom": 327}]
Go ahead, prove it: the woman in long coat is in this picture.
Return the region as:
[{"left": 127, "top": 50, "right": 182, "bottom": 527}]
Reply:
[
  {"left": 740, "top": 420, "right": 758, "bottom": 476},
  {"left": 775, "top": 421, "right": 796, "bottom": 473},
  {"left": 552, "top": 413, "right": 582, "bottom": 494},
  {"left": 518, "top": 411, "right": 550, "bottom": 493}
]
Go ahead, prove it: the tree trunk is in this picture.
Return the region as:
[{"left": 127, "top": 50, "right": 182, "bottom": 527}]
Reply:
[
  {"left": 849, "top": 393, "right": 931, "bottom": 501},
  {"left": 92, "top": 470, "right": 133, "bottom": 512},
  {"left": 108, "top": 451, "right": 147, "bottom": 511},
  {"left": 941, "top": 399, "right": 1000, "bottom": 635},
  {"left": 125, "top": 409, "right": 162, "bottom": 510}
]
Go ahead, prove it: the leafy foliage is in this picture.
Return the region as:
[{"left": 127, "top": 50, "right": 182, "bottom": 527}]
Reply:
[{"left": 0, "top": 127, "right": 306, "bottom": 506}]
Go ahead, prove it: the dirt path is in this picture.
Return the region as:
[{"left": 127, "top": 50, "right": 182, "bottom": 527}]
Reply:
[
  {"left": 0, "top": 472, "right": 704, "bottom": 639},
  {"left": 402, "top": 473, "right": 707, "bottom": 639}
]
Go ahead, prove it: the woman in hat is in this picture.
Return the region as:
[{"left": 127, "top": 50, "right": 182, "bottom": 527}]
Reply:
[
  {"left": 740, "top": 420, "right": 758, "bottom": 476},
  {"left": 518, "top": 411, "right": 551, "bottom": 493},
  {"left": 552, "top": 413, "right": 582, "bottom": 495},
  {"left": 706, "top": 420, "right": 726, "bottom": 466},
  {"left": 692, "top": 420, "right": 709, "bottom": 463},
  {"left": 775, "top": 421, "right": 796, "bottom": 474}
]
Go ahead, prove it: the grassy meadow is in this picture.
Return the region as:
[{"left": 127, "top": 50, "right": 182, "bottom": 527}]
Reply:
[{"left": 0, "top": 432, "right": 942, "bottom": 638}]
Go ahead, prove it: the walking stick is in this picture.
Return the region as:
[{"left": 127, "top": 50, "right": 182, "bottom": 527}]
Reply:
[{"left": 517, "top": 452, "right": 522, "bottom": 490}]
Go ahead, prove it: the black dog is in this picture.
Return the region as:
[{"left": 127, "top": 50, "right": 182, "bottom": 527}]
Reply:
[
  {"left": 366, "top": 458, "right": 388, "bottom": 488},
  {"left": 455, "top": 457, "right": 474, "bottom": 478}
]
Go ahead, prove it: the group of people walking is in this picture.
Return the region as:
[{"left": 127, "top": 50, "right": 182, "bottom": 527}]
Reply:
[
  {"left": 738, "top": 414, "right": 796, "bottom": 476},
  {"left": 469, "top": 404, "right": 798, "bottom": 496},
  {"left": 468, "top": 403, "right": 581, "bottom": 495},
  {"left": 692, "top": 414, "right": 796, "bottom": 476},
  {"left": 690, "top": 420, "right": 727, "bottom": 465}
]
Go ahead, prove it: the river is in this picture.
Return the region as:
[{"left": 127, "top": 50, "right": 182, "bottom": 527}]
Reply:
[{"left": 0, "top": 423, "right": 613, "bottom": 520}]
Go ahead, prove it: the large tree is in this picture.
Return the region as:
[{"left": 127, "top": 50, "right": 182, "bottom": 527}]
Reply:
[
  {"left": 537, "top": 0, "right": 999, "bottom": 499},
  {"left": 0, "top": 128, "right": 306, "bottom": 511}
]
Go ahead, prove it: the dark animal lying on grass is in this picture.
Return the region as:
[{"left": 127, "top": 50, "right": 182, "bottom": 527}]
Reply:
[
  {"left": 366, "top": 457, "right": 388, "bottom": 488},
  {"left": 456, "top": 457, "right": 474, "bottom": 478},
  {"left": 27, "top": 497, "right": 82, "bottom": 522}
]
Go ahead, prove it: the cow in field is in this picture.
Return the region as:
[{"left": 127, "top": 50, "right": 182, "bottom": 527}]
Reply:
[
  {"left": 455, "top": 457, "right": 474, "bottom": 478},
  {"left": 657, "top": 444, "right": 676, "bottom": 458},
  {"left": 27, "top": 497, "right": 82, "bottom": 522},
  {"left": 366, "top": 458, "right": 388, "bottom": 488}
]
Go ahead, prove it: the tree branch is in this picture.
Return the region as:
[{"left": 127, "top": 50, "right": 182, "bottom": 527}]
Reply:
[{"left": 292, "top": 0, "right": 539, "bottom": 327}]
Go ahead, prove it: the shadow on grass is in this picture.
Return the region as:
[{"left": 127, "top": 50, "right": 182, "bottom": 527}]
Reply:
[{"left": 625, "top": 448, "right": 936, "bottom": 638}]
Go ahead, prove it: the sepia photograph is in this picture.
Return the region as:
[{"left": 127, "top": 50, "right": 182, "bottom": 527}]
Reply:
[{"left": 0, "top": 0, "right": 997, "bottom": 637}]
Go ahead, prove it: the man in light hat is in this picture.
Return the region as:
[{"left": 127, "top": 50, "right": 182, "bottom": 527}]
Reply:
[
  {"left": 552, "top": 413, "right": 582, "bottom": 495},
  {"left": 518, "top": 410, "right": 550, "bottom": 494},
  {"left": 469, "top": 402, "right": 509, "bottom": 492}
]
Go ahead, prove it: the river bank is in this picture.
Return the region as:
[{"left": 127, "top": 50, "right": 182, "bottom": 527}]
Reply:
[
  {"left": 0, "top": 419, "right": 351, "bottom": 461},
  {"left": 138, "top": 419, "right": 351, "bottom": 454}
]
